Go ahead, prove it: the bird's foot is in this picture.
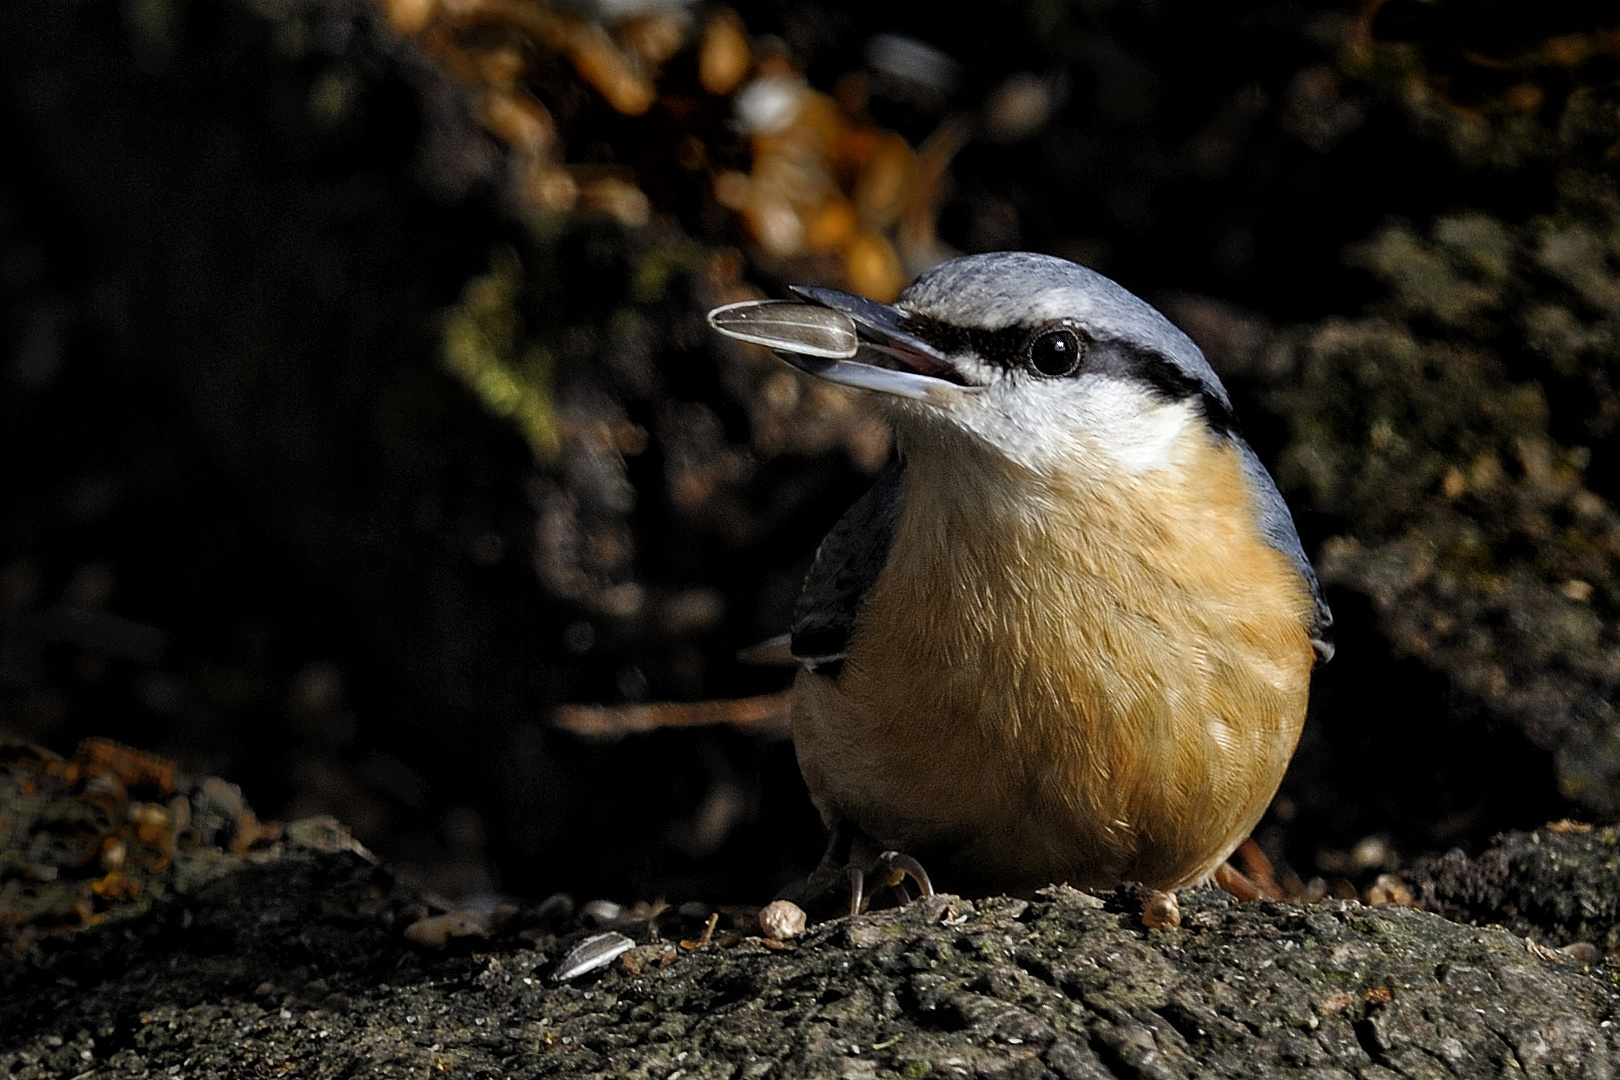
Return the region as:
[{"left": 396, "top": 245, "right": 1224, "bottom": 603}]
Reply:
[
  {"left": 845, "top": 849, "right": 935, "bottom": 916},
  {"left": 1211, "top": 839, "right": 1287, "bottom": 901},
  {"left": 1211, "top": 861, "right": 1262, "bottom": 902},
  {"left": 784, "top": 825, "right": 937, "bottom": 917}
]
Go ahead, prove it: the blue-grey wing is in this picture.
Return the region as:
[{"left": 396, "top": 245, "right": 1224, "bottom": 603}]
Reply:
[
  {"left": 1233, "top": 439, "right": 1334, "bottom": 662},
  {"left": 791, "top": 458, "right": 905, "bottom": 674}
]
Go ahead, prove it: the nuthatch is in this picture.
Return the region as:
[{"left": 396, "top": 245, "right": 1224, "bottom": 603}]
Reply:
[{"left": 709, "top": 252, "right": 1332, "bottom": 897}]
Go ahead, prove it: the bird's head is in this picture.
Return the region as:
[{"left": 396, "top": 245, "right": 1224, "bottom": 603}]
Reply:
[{"left": 709, "top": 252, "right": 1237, "bottom": 477}]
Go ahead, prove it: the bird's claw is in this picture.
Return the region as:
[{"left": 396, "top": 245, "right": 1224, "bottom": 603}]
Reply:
[{"left": 846, "top": 849, "right": 935, "bottom": 916}]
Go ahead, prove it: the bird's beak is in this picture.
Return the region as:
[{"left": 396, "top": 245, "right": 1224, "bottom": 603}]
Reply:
[{"left": 707, "top": 287, "right": 979, "bottom": 404}]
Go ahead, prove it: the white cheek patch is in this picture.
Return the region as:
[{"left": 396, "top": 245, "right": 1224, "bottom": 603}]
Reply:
[
  {"left": 959, "top": 375, "right": 1196, "bottom": 477},
  {"left": 1076, "top": 380, "right": 1195, "bottom": 474}
]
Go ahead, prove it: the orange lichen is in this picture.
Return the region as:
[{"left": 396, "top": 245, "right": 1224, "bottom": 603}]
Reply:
[
  {"left": 1, "top": 739, "right": 283, "bottom": 949},
  {"left": 72, "top": 737, "right": 175, "bottom": 796}
]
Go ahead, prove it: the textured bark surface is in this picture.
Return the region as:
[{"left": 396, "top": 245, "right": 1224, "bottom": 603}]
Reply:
[
  {"left": 1410, "top": 823, "right": 1620, "bottom": 955},
  {"left": 5, "top": 827, "right": 1620, "bottom": 1079}
]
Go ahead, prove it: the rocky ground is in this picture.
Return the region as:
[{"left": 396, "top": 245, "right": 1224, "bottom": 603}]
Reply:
[{"left": 5, "top": 740, "right": 1620, "bottom": 1078}]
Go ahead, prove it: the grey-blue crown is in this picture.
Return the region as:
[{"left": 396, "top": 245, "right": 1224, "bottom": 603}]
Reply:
[{"left": 899, "top": 252, "right": 1225, "bottom": 406}]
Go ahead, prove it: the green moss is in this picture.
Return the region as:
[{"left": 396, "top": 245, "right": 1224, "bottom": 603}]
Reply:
[{"left": 441, "top": 247, "right": 559, "bottom": 460}]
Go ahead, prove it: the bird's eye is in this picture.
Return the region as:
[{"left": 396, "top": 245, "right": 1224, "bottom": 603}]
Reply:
[{"left": 1026, "top": 327, "right": 1085, "bottom": 378}]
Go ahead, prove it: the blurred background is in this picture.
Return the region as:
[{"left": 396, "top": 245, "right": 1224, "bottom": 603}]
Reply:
[{"left": 2, "top": 0, "right": 1618, "bottom": 905}]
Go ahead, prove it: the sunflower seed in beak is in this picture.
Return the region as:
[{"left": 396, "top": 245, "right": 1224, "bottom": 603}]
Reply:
[{"left": 707, "top": 300, "right": 860, "bottom": 359}]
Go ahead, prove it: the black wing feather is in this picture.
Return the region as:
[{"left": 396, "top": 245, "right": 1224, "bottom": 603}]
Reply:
[{"left": 791, "top": 458, "right": 905, "bottom": 674}]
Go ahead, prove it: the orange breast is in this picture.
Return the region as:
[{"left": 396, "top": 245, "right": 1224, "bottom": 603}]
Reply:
[{"left": 791, "top": 428, "right": 1317, "bottom": 893}]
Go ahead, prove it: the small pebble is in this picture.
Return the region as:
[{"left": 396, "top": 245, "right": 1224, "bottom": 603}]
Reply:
[
  {"left": 581, "top": 900, "right": 623, "bottom": 926},
  {"left": 1363, "top": 874, "right": 1414, "bottom": 907},
  {"left": 402, "top": 909, "right": 492, "bottom": 949},
  {"left": 758, "top": 900, "right": 807, "bottom": 941},
  {"left": 1557, "top": 941, "right": 1599, "bottom": 964},
  {"left": 1140, "top": 890, "right": 1181, "bottom": 930}
]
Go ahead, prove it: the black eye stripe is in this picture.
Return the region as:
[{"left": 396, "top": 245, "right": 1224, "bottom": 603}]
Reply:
[
  {"left": 902, "top": 315, "right": 1075, "bottom": 371},
  {"left": 1112, "top": 340, "right": 1241, "bottom": 437},
  {"left": 903, "top": 313, "right": 1241, "bottom": 436}
]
